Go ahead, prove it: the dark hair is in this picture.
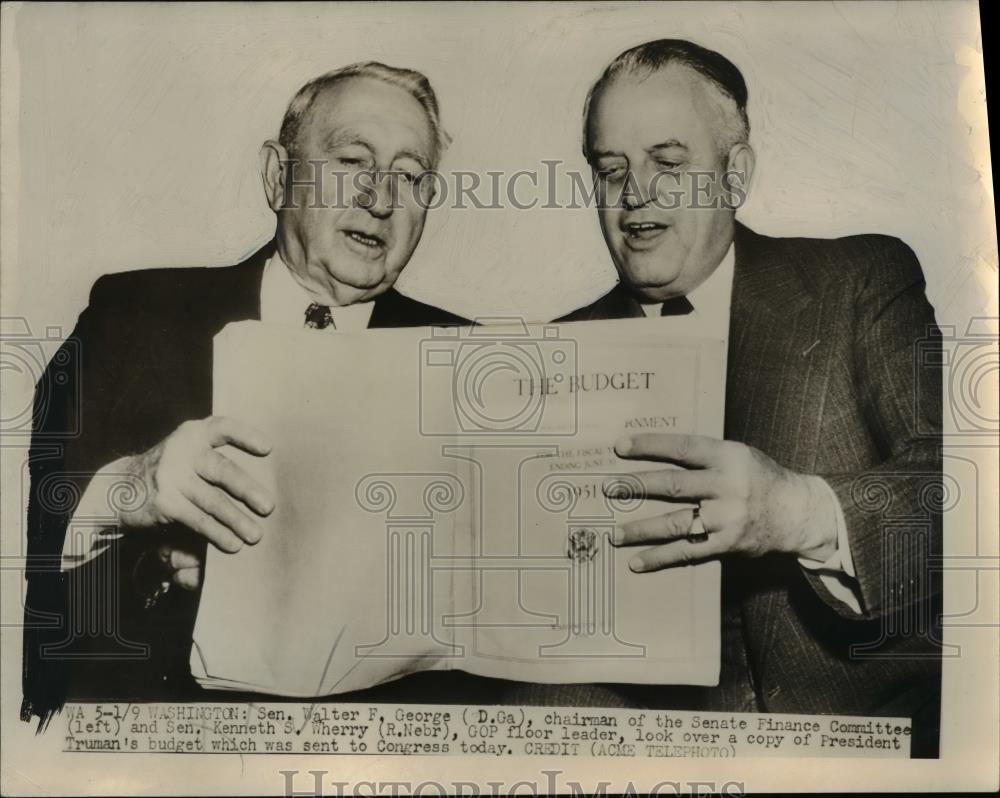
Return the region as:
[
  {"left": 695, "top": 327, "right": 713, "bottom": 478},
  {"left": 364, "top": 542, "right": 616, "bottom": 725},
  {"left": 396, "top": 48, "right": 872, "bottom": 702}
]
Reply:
[
  {"left": 583, "top": 39, "right": 750, "bottom": 159},
  {"left": 278, "top": 61, "right": 450, "bottom": 166}
]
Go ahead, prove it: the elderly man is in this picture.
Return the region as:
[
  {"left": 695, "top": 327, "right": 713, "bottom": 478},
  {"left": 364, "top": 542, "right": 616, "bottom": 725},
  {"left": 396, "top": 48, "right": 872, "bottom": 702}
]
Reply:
[
  {"left": 557, "top": 39, "right": 943, "bottom": 756},
  {"left": 22, "top": 62, "right": 469, "bottom": 725}
]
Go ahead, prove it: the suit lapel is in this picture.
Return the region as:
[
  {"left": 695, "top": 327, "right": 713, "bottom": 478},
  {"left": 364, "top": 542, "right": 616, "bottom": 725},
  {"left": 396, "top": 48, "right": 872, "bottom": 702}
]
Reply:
[
  {"left": 726, "top": 224, "right": 818, "bottom": 453},
  {"left": 729, "top": 224, "right": 815, "bottom": 319},
  {"left": 368, "top": 287, "right": 469, "bottom": 328},
  {"left": 369, "top": 288, "right": 425, "bottom": 328},
  {"left": 141, "top": 242, "right": 270, "bottom": 437},
  {"left": 559, "top": 283, "right": 644, "bottom": 322},
  {"left": 216, "top": 240, "right": 273, "bottom": 326},
  {"left": 726, "top": 223, "right": 824, "bottom": 463},
  {"left": 727, "top": 224, "right": 834, "bottom": 674}
]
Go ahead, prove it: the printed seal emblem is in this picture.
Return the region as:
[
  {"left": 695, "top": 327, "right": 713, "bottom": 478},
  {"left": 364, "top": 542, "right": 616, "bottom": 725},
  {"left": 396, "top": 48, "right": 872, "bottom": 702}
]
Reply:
[{"left": 566, "top": 527, "right": 599, "bottom": 562}]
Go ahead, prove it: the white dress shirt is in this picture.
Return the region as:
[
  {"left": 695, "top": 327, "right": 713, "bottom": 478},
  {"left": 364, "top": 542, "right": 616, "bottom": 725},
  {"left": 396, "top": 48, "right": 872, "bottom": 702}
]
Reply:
[
  {"left": 259, "top": 251, "right": 375, "bottom": 330},
  {"left": 62, "top": 253, "right": 374, "bottom": 570},
  {"left": 639, "top": 242, "right": 737, "bottom": 336}
]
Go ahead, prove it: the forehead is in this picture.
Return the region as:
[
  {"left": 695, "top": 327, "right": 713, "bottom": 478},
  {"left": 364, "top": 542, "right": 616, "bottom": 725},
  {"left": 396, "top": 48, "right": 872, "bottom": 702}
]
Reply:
[
  {"left": 300, "top": 76, "right": 434, "bottom": 157},
  {"left": 588, "top": 65, "right": 723, "bottom": 152}
]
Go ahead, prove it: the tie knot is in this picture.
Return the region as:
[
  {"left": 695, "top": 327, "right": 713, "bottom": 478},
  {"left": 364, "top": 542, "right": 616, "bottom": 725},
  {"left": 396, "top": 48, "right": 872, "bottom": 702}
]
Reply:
[
  {"left": 304, "top": 303, "right": 335, "bottom": 330},
  {"left": 660, "top": 296, "right": 694, "bottom": 317}
]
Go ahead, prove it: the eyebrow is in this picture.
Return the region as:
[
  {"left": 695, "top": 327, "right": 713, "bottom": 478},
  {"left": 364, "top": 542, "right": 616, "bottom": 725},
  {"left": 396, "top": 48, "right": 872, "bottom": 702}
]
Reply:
[
  {"left": 324, "top": 130, "right": 374, "bottom": 153},
  {"left": 590, "top": 140, "right": 689, "bottom": 160},
  {"left": 393, "top": 148, "right": 431, "bottom": 172},
  {"left": 647, "top": 140, "right": 689, "bottom": 152},
  {"left": 323, "top": 131, "right": 430, "bottom": 171},
  {"left": 590, "top": 150, "right": 626, "bottom": 160}
]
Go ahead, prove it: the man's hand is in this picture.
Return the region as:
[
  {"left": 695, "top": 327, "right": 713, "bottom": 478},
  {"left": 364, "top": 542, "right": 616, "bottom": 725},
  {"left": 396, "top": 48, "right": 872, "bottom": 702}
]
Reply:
[
  {"left": 120, "top": 416, "right": 275, "bottom": 554},
  {"left": 157, "top": 543, "right": 202, "bottom": 591},
  {"left": 605, "top": 433, "right": 837, "bottom": 572}
]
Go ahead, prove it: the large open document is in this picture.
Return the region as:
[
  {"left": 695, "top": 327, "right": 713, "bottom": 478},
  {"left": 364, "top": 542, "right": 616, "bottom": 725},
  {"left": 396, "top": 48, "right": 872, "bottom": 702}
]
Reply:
[{"left": 191, "top": 318, "right": 725, "bottom": 696}]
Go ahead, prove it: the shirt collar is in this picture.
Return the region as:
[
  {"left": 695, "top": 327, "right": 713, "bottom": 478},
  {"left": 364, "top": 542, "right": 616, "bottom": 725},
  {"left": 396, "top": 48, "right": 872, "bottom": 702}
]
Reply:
[
  {"left": 259, "top": 251, "right": 376, "bottom": 331},
  {"left": 639, "top": 242, "right": 735, "bottom": 330}
]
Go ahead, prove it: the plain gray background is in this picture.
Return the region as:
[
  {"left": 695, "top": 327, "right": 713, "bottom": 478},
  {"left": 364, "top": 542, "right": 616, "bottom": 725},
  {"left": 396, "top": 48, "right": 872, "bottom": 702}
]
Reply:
[{"left": 2, "top": 2, "right": 994, "bottom": 335}]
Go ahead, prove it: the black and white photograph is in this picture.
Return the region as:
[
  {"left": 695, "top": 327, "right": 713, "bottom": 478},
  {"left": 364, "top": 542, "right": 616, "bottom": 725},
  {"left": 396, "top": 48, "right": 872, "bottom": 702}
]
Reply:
[{"left": 1, "top": 1, "right": 996, "bottom": 794}]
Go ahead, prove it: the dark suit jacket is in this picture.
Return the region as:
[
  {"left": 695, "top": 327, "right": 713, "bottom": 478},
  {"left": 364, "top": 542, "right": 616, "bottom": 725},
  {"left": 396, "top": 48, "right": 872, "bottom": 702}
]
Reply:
[
  {"left": 556, "top": 223, "right": 943, "bottom": 755},
  {"left": 22, "top": 240, "right": 490, "bottom": 726}
]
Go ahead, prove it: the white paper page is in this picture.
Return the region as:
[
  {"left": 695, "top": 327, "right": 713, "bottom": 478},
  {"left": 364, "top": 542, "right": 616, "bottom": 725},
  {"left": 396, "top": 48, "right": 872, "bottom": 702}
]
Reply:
[
  {"left": 193, "top": 318, "right": 722, "bottom": 695},
  {"left": 191, "top": 321, "right": 466, "bottom": 696},
  {"left": 447, "top": 318, "right": 724, "bottom": 685}
]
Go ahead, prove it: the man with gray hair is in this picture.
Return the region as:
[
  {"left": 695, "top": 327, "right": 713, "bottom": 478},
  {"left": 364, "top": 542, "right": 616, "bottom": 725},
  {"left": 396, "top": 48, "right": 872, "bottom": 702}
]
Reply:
[
  {"left": 556, "top": 39, "right": 943, "bottom": 756},
  {"left": 23, "top": 61, "right": 469, "bottom": 725}
]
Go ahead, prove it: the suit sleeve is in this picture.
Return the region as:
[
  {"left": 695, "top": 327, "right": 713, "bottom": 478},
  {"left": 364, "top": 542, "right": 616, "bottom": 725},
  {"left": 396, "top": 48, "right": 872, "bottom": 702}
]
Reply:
[
  {"left": 22, "top": 276, "right": 158, "bottom": 727},
  {"left": 807, "top": 238, "right": 943, "bottom": 620}
]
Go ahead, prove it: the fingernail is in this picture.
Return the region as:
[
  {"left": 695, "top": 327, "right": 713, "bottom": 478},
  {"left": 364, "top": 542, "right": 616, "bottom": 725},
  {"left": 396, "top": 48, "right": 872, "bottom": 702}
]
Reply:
[
  {"left": 612, "top": 525, "right": 625, "bottom": 544},
  {"left": 253, "top": 492, "right": 274, "bottom": 514},
  {"left": 629, "top": 555, "right": 645, "bottom": 572},
  {"left": 614, "top": 436, "right": 632, "bottom": 455}
]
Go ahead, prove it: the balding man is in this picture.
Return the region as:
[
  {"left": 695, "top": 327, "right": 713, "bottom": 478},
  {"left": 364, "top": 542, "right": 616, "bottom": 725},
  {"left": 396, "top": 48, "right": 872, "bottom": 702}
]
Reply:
[
  {"left": 23, "top": 62, "right": 471, "bottom": 725},
  {"left": 555, "top": 39, "right": 943, "bottom": 756}
]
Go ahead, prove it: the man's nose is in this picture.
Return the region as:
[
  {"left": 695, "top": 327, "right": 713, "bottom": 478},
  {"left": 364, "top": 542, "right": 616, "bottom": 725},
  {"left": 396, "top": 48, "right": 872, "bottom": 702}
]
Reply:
[
  {"left": 621, "top": 189, "right": 645, "bottom": 211},
  {"left": 621, "top": 167, "right": 654, "bottom": 211},
  {"left": 358, "top": 172, "right": 395, "bottom": 219}
]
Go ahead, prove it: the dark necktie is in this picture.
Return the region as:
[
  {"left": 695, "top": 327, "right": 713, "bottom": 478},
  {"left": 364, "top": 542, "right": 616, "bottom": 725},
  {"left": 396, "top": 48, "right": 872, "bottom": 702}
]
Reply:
[
  {"left": 660, "top": 296, "right": 694, "bottom": 316},
  {"left": 304, "top": 302, "right": 335, "bottom": 330}
]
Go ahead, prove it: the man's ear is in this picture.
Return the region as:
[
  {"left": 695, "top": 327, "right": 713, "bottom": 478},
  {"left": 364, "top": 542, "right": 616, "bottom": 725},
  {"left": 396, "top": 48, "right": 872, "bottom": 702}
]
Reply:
[
  {"left": 723, "top": 142, "right": 756, "bottom": 209},
  {"left": 259, "top": 140, "right": 288, "bottom": 212}
]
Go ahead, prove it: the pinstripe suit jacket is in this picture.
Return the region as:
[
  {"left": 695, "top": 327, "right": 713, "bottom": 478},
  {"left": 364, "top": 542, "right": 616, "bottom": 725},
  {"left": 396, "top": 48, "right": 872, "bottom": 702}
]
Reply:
[{"left": 556, "top": 223, "right": 943, "bottom": 753}]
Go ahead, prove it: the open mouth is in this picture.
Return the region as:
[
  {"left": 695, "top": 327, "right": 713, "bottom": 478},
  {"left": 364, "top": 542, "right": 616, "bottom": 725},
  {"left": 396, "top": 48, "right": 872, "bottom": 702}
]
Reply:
[
  {"left": 343, "top": 230, "right": 386, "bottom": 249},
  {"left": 621, "top": 221, "right": 669, "bottom": 248},
  {"left": 622, "top": 221, "right": 668, "bottom": 237}
]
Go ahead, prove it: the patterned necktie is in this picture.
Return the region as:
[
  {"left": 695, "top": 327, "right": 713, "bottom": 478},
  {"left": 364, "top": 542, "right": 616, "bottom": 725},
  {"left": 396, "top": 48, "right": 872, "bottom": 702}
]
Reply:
[
  {"left": 660, "top": 296, "right": 694, "bottom": 316},
  {"left": 304, "top": 302, "right": 335, "bottom": 330}
]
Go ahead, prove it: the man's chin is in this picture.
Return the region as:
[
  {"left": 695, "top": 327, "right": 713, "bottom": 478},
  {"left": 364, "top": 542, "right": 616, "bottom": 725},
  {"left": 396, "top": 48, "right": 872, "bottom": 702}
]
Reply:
[
  {"left": 319, "top": 257, "right": 393, "bottom": 304},
  {"left": 617, "top": 264, "right": 684, "bottom": 302},
  {"left": 317, "top": 273, "right": 385, "bottom": 306},
  {"left": 330, "top": 280, "right": 391, "bottom": 306}
]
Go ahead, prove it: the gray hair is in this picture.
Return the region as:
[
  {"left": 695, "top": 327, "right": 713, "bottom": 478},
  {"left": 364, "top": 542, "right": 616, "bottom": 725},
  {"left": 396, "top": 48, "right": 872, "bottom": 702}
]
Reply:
[
  {"left": 279, "top": 61, "right": 450, "bottom": 167},
  {"left": 583, "top": 39, "right": 750, "bottom": 161}
]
